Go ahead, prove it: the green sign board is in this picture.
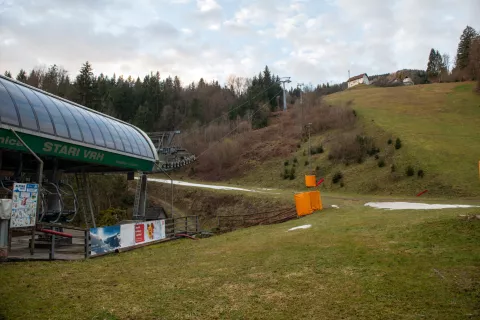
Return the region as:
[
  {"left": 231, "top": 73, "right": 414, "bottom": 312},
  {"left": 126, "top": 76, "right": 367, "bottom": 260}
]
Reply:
[{"left": 0, "top": 128, "right": 155, "bottom": 172}]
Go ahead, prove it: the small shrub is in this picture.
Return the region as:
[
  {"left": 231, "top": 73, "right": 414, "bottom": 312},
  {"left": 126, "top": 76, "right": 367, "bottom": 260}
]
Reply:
[
  {"left": 395, "top": 138, "right": 402, "bottom": 150},
  {"left": 417, "top": 169, "right": 424, "bottom": 178},
  {"left": 293, "top": 157, "right": 298, "bottom": 164},
  {"left": 356, "top": 157, "right": 363, "bottom": 164},
  {"left": 387, "top": 138, "right": 392, "bottom": 145},
  {"left": 406, "top": 165, "right": 414, "bottom": 177},
  {"left": 297, "top": 144, "right": 301, "bottom": 149},
  {"left": 316, "top": 145, "right": 324, "bottom": 154},
  {"left": 367, "top": 146, "right": 379, "bottom": 156},
  {"left": 315, "top": 165, "right": 320, "bottom": 172},
  {"left": 284, "top": 160, "right": 289, "bottom": 166},
  {"left": 332, "top": 171, "right": 343, "bottom": 184},
  {"left": 303, "top": 150, "right": 306, "bottom": 156},
  {"left": 340, "top": 182, "right": 345, "bottom": 188},
  {"left": 378, "top": 159, "right": 385, "bottom": 167},
  {"left": 390, "top": 164, "right": 396, "bottom": 172},
  {"left": 374, "top": 154, "right": 379, "bottom": 160},
  {"left": 289, "top": 167, "right": 296, "bottom": 180},
  {"left": 97, "top": 208, "right": 127, "bottom": 227},
  {"left": 352, "top": 110, "right": 357, "bottom": 117},
  {"left": 310, "top": 149, "right": 316, "bottom": 155},
  {"left": 283, "top": 168, "right": 289, "bottom": 179},
  {"left": 305, "top": 160, "right": 309, "bottom": 166}
]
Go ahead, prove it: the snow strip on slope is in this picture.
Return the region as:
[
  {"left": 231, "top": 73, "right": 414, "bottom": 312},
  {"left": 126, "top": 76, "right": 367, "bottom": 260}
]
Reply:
[
  {"left": 288, "top": 225, "right": 312, "bottom": 231},
  {"left": 147, "top": 178, "right": 279, "bottom": 194},
  {"left": 365, "top": 202, "right": 479, "bottom": 210}
]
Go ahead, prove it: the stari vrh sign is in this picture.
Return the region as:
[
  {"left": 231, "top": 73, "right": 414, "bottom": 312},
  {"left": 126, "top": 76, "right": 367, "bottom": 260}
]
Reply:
[
  {"left": 42, "top": 142, "right": 106, "bottom": 162},
  {"left": 0, "top": 128, "right": 155, "bottom": 172}
]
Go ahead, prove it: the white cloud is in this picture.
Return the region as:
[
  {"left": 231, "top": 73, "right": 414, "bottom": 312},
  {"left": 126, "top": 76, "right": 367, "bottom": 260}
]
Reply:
[
  {"left": 208, "top": 24, "right": 221, "bottom": 30},
  {"left": 196, "top": 0, "right": 221, "bottom": 12},
  {"left": 1, "top": 0, "right": 479, "bottom": 87}
]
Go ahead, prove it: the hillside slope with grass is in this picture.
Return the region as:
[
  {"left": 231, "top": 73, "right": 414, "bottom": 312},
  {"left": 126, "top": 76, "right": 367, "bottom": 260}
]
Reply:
[
  {"left": 228, "top": 82, "right": 480, "bottom": 198},
  {"left": 1, "top": 199, "right": 479, "bottom": 319},
  {"left": 326, "top": 82, "right": 480, "bottom": 197}
]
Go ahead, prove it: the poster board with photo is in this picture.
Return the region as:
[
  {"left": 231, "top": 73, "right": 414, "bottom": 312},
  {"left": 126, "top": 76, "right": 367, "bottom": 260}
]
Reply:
[
  {"left": 10, "top": 183, "right": 38, "bottom": 228},
  {"left": 90, "top": 219, "right": 166, "bottom": 256}
]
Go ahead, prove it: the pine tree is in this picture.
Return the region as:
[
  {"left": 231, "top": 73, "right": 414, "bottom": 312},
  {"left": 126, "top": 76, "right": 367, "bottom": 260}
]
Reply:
[
  {"left": 455, "top": 26, "right": 478, "bottom": 69},
  {"left": 3, "top": 71, "right": 12, "bottom": 78},
  {"left": 26, "top": 69, "right": 41, "bottom": 88},
  {"left": 263, "top": 66, "right": 271, "bottom": 86},
  {"left": 16, "top": 69, "right": 27, "bottom": 83},
  {"left": 75, "top": 61, "right": 95, "bottom": 107},
  {"left": 426, "top": 48, "right": 437, "bottom": 79},
  {"left": 427, "top": 49, "right": 445, "bottom": 80}
]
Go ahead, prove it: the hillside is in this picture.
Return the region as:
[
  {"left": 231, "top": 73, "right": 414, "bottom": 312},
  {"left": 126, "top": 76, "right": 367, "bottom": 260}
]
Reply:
[
  {"left": 227, "top": 82, "right": 480, "bottom": 198},
  {"left": 1, "top": 194, "right": 479, "bottom": 319}
]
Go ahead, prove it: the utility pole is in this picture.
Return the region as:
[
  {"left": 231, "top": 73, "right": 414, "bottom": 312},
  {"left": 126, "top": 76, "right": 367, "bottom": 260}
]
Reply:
[
  {"left": 308, "top": 122, "right": 312, "bottom": 174},
  {"left": 297, "top": 83, "right": 304, "bottom": 128},
  {"left": 279, "top": 77, "right": 291, "bottom": 111}
]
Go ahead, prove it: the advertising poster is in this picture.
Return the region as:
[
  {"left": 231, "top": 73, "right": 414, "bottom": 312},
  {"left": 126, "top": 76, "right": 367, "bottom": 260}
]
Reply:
[
  {"left": 89, "top": 219, "right": 167, "bottom": 255},
  {"left": 90, "top": 225, "right": 121, "bottom": 256},
  {"left": 120, "top": 223, "right": 135, "bottom": 248},
  {"left": 135, "top": 220, "right": 166, "bottom": 245},
  {"left": 10, "top": 183, "right": 38, "bottom": 228},
  {"left": 135, "top": 223, "right": 145, "bottom": 243}
]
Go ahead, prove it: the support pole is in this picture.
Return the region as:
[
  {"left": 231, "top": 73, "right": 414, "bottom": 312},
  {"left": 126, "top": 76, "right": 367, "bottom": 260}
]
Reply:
[
  {"left": 159, "top": 166, "right": 174, "bottom": 220},
  {"left": 10, "top": 129, "right": 43, "bottom": 256},
  {"left": 308, "top": 123, "right": 312, "bottom": 174},
  {"left": 49, "top": 227, "right": 55, "bottom": 260},
  {"left": 282, "top": 82, "right": 287, "bottom": 111}
]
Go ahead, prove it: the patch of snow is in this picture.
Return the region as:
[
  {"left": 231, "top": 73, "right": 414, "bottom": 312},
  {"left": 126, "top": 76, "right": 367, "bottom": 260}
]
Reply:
[
  {"left": 331, "top": 205, "right": 339, "bottom": 209},
  {"left": 365, "top": 202, "right": 479, "bottom": 210},
  {"left": 288, "top": 224, "right": 312, "bottom": 231},
  {"left": 147, "top": 178, "right": 277, "bottom": 194}
]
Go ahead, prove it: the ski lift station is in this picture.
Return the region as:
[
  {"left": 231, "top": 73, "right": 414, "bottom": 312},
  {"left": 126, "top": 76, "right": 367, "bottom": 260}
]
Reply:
[{"left": 0, "top": 75, "right": 197, "bottom": 260}]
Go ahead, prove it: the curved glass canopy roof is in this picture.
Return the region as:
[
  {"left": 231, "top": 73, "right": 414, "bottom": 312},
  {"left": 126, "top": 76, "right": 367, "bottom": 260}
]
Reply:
[{"left": 0, "top": 75, "right": 157, "bottom": 162}]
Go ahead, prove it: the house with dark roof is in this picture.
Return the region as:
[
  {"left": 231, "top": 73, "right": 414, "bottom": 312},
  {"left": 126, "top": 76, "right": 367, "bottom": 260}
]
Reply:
[{"left": 347, "top": 73, "right": 370, "bottom": 88}]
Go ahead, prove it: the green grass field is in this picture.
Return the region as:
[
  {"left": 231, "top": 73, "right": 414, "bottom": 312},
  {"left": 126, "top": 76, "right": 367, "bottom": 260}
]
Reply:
[
  {"left": 2, "top": 83, "right": 480, "bottom": 320},
  {"left": 235, "top": 82, "right": 480, "bottom": 198},
  {"left": 326, "top": 82, "right": 480, "bottom": 196},
  {"left": 1, "top": 194, "right": 480, "bottom": 320}
]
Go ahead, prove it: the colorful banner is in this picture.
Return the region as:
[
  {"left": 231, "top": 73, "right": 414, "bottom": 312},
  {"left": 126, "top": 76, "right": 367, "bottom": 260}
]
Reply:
[
  {"left": 135, "top": 220, "right": 165, "bottom": 245},
  {"left": 90, "top": 219, "right": 166, "bottom": 256},
  {"left": 10, "top": 183, "right": 38, "bottom": 228},
  {"left": 90, "top": 225, "right": 121, "bottom": 255}
]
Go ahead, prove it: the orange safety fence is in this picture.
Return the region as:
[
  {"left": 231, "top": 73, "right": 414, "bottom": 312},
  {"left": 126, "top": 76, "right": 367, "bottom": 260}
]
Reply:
[
  {"left": 294, "top": 191, "right": 323, "bottom": 217},
  {"left": 305, "top": 175, "right": 316, "bottom": 187},
  {"left": 294, "top": 192, "right": 313, "bottom": 216},
  {"left": 308, "top": 191, "right": 322, "bottom": 211}
]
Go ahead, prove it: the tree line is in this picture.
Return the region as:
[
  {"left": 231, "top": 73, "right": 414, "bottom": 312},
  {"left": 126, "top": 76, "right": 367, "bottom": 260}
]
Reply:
[
  {"left": 2, "top": 64, "right": 283, "bottom": 132},
  {"left": 427, "top": 25, "right": 480, "bottom": 85}
]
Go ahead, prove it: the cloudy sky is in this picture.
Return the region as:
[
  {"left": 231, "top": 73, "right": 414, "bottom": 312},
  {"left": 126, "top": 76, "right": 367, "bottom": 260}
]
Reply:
[{"left": 1, "top": 0, "right": 479, "bottom": 87}]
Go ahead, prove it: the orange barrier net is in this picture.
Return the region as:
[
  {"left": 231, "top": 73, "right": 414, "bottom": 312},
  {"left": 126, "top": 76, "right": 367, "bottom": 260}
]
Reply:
[
  {"left": 308, "top": 191, "right": 322, "bottom": 211},
  {"left": 305, "top": 175, "right": 316, "bottom": 187},
  {"left": 294, "top": 192, "right": 313, "bottom": 216}
]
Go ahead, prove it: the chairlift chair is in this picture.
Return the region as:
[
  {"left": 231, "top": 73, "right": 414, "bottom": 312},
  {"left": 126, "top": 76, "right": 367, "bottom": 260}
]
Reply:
[{"left": 39, "top": 181, "right": 78, "bottom": 223}]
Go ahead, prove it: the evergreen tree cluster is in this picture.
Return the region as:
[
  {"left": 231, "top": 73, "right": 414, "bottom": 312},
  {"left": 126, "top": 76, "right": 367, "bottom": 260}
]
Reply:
[
  {"left": 426, "top": 49, "right": 446, "bottom": 80},
  {"left": 3, "top": 63, "right": 283, "bottom": 132},
  {"left": 428, "top": 25, "right": 480, "bottom": 83}
]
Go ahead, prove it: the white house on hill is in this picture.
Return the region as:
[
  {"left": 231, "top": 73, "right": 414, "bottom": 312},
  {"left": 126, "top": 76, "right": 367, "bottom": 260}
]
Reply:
[
  {"left": 403, "top": 77, "right": 414, "bottom": 86},
  {"left": 347, "top": 73, "right": 370, "bottom": 88}
]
